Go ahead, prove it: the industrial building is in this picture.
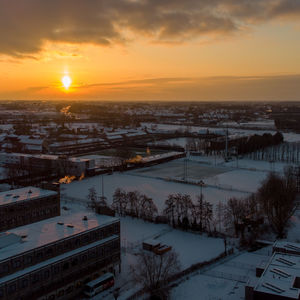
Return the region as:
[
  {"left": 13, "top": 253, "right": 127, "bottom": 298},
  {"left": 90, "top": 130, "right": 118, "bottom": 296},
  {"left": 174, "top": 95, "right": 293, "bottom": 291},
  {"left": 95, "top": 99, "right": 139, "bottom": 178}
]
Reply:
[
  {"left": 246, "top": 250, "right": 300, "bottom": 300},
  {"left": 0, "top": 213, "right": 120, "bottom": 300},
  {"left": 0, "top": 186, "right": 60, "bottom": 232}
]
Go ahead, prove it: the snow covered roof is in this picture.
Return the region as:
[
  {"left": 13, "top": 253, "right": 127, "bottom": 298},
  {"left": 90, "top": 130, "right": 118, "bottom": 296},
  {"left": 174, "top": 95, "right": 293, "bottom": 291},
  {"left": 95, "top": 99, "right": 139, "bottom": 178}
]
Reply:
[
  {"left": 273, "top": 241, "right": 300, "bottom": 255},
  {"left": 140, "top": 151, "right": 183, "bottom": 163},
  {"left": 0, "top": 213, "right": 119, "bottom": 263},
  {"left": 24, "top": 144, "right": 42, "bottom": 151},
  {"left": 254, "top": 252, "right": 300, "bottom": 299},
  {"left": 0, "top": 186, "right": 57, "bottom": 206},
  {"left": 19, "top": 137, "right": 44, "bottom": 145},
  {"left": 50, "top": 138, "right": 104, "bottom": 147},
  {"left": 68, "top": 157, "right": 94, "bottom": 163},
  {"left": 126, "top": 132, "right": 147, "bottom": 137},
  {"left": 0, "top": 233, "right": 22, "bottom": 249},
  {"left": 106, "top": 134, "right": 123, "bottom": 140}
]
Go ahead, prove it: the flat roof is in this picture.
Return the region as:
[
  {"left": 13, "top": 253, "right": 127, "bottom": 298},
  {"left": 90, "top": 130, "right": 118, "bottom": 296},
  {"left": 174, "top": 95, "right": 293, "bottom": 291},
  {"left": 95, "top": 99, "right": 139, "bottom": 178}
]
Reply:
[
  {"left": 254, "top": 252, "right": 300, "bottom": 299},
  {"left": 0, "top": 213, "right": 119, "bottom": 263},
  {"left": 273, "top": 241, "right": 300, "bottom": 254},
  {"left": 0, "top": 235, "right": 119, "bottom": 285},
  {"left": 0, "top": 186, "right": 57, "bottom": 206}
]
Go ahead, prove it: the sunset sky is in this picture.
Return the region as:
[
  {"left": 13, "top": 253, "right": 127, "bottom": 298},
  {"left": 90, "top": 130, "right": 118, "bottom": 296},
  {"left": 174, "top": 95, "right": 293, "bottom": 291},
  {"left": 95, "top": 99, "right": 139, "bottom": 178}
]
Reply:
[{"left": 0, "top": 0, "right": 300, "bottom": 101}]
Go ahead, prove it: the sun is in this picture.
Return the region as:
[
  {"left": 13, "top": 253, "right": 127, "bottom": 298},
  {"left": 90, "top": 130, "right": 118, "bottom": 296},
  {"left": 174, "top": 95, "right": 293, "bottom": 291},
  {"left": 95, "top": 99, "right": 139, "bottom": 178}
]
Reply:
[{"left": 62, "top": 75, "right": 72, "bottom": 90}]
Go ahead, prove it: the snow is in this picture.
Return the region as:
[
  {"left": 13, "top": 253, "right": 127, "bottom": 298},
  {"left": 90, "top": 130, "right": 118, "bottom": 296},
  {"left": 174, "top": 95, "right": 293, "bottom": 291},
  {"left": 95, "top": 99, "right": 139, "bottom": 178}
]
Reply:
[
  {"left": 171, "top": 273, "right": 244, "bottom": 300},
  {"left": 204, "top": 169, "right": 267, "bottom": 193},
  {"left": 0, "top": 212, "right": 118, "bottom": 262},
  {"left": 155, "top": 230, "right": 224, "bottom": 268},
  {"left": 119, "top": 217, "right": 224, "bottom": 268},
  {"left": 223, "top": 158, "right": 296, "bottom": 173},
  {"left": 0, "top": 186, "right": 57, "bottom": 205},
  {"left": 59, "top": 201, "right": 227, "bottom": 299},
  {"left": 62, "top": 172, "right": 248, "bottom": 212},
  {"left": 171, "top": 250, "right": 271, "bottom": 300}
]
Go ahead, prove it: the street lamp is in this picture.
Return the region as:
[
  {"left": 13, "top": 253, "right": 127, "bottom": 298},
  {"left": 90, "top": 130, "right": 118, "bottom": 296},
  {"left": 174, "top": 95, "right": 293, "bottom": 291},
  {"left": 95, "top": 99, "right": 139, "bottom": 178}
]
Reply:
[{"left": 199, "top": 180, "right": 204, "bottom": 199}]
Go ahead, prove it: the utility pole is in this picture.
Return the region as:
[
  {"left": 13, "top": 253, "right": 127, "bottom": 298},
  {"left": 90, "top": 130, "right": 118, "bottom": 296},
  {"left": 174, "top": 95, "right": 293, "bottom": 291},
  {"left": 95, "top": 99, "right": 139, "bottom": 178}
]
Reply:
[
  {"left": 183, "top": 156, "right": 188, "bottom": 181},
  {"left": 225, "top": 127, "right": 228, "bottom": 162},
  {"left": 199, "top": 180, "right": 204, "bottom": 199}
]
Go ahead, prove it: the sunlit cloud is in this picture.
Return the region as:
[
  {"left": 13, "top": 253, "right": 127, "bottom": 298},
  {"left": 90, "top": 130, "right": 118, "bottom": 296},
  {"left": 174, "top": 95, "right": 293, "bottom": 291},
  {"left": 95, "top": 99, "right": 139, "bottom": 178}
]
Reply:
[{"left": 1, "top": 0, "right": 300, "bottom": 58}]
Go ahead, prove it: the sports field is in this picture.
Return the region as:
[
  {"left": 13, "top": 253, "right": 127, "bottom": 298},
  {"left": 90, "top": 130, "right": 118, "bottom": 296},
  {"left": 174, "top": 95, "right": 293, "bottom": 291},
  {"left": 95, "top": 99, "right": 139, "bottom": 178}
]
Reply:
[{"left": 131, "top": 158, "right": 230, "bottom": 181}]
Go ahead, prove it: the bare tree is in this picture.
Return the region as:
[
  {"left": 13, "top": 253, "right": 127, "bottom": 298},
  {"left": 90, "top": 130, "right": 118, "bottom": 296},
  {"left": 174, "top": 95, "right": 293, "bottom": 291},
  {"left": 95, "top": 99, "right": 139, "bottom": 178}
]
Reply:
[
  {"left": 258, "top": 170, "right": 297, "bottom": 238},
  {"left": 87, "top": 186, "right": 98, "bottom": 211},
  {"left": 131, "top": 250, "right": 181, "bottom": 299},
  {"left": 127, "top": 191, "right": 141, "bottom": 217},
  {"left": 163, "top": 194, "right": 176, "bottom": 227},
  {"left": 140, "top": 195, "right": 158, "bottom": 221},
  {"left": 112, "top": 188, "right": 128, "bottom": 216},
  {"left": 215, "top": 200, "right": 225, "bottom": 233},
  {"left": 224, "top": 197, "right": 247, "bottom": 237}
]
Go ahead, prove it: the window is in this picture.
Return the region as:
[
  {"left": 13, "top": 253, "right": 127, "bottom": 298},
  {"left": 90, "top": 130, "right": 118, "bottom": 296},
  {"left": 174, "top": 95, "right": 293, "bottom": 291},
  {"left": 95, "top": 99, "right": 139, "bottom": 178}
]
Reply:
[
  {"left": 81, "top": 254, "right": 88, "bottom": 262},
  {"left": 71, "top": 258, "right": 78, "bottom": 266},
  {"left": 44, "top": 270, "right": 50, "bottom": 279},
  {"left": 25, "top": 256, "right": 32, "bottom": 264},
  {"left": 36, "top": 251, "right": 44, "bottom": 261},
  {"left": 32, "top": 274, "right": 39, "bottom": 284},
  {"left": 62, "top": 262, "right": 69, "bottom": 271},
  {"left": 21, "top": 279, "right": 28, "bottom": 288},
  {"left": 8, "top": 284, "right": 16, "bottom": 294},
  {"left": 1, "top": 264, "right": 9, "bottom": 273},
  {"left": 12, "top": 260, "right": 21, "bottom": 268},
  {"left": 89, "top": 249, "right": 96, "bottom": 259},
  {"left": 53, "top": 265, "right": 60, "bottom": 274}
]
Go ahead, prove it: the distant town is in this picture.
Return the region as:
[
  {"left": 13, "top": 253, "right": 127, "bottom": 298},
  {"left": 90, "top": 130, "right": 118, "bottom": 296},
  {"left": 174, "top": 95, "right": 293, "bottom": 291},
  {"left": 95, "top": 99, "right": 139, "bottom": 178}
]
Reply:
[{"left": 0, "top": 100, "right": 300, "bottom": 300}]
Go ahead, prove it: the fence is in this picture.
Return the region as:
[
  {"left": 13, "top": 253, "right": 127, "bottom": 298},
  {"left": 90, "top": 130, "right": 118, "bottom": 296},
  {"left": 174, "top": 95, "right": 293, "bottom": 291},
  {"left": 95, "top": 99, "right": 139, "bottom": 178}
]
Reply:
[
  {"left": 126, "top": 250, "right": 234, "bottom": 300},
  {"left": 205, "top": 270, "right": 249, "bottom": 283}
]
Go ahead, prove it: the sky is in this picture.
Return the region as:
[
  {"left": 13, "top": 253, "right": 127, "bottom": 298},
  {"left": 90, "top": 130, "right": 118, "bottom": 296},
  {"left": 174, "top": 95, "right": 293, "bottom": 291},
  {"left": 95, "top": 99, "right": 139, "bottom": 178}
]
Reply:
[{"left": 0, "top": 0, "right": 300, "bottom": 101}]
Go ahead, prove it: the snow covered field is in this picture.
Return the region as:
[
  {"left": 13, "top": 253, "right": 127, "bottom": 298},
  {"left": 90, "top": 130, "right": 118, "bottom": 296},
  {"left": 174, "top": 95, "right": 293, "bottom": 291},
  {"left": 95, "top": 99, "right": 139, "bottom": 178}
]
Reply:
[
  {"left": 59, "top": 153, "right": 298, "bottom": 300},
  {"left": 62, "top": 171, "right": 248, "bottom": 212},
  {"left": 62, "top": 153, "right": 292, "bottom": 213},
  {"left": 171, "top": 250, "right": 271, "bottom": 300},
  {"left": 130, "top": 158, "right": 268, "bottom": 193},
  {"left": 60, "top": 201, "right": 226, "bottom": 299}
]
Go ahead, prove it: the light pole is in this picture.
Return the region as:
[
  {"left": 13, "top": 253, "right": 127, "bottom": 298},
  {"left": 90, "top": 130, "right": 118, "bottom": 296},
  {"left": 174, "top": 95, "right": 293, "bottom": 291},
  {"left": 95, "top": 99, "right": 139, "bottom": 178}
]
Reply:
[{"left": 199, "top": 180, "right": 204, "bottom": 200}]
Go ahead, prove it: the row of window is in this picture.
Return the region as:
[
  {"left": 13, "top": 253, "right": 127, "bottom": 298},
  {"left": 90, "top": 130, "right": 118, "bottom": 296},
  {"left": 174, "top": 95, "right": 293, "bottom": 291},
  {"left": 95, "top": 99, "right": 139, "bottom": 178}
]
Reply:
[
  {"left": 0, "top": 206, "right": 58, "bottom": 230},
  {"left": 0, "top": 222, "right": 119, "bottom": 277},
  {"left": 0, "top": 196, "right": 59, "bottom": 213},
  {"left": 0, "top": 239, "right": 120, "bottom": 298}
]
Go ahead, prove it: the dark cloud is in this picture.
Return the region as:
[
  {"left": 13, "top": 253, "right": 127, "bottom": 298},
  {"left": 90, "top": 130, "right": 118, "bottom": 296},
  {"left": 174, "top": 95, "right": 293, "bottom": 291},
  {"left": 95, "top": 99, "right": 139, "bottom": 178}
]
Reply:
[{"left": 0, "top": 0, "right": 300, "bottom": 58}]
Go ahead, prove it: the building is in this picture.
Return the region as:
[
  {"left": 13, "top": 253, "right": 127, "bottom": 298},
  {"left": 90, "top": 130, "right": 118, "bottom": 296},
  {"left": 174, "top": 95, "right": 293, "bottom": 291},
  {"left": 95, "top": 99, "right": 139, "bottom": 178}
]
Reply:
[
  {"left": 0, "top": 153, "right": 95, "bottom": 177},
  {"left": 0, "top": 186, "right": 60, "bottom": 232},
  {"left": 246, "top": 252, "right": 300, "bottom": 300},
  {"left": 48, "top": 138, "right": 107, "bottom": 155},
  {"left": 0, "top": 213, "right": 120, "bottom": 300}
]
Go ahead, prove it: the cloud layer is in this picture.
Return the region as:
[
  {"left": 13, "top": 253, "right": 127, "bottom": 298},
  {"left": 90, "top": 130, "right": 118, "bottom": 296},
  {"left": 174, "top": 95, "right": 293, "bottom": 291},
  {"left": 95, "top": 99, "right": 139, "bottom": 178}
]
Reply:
[{"left": 1, "top": 0, "right": 300, "bottom": 58}]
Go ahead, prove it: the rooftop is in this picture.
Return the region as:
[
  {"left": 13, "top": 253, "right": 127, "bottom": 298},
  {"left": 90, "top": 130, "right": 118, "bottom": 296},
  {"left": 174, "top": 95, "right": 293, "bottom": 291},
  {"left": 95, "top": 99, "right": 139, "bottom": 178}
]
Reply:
[
  {"left": 0, "top": 186, "right": 57, "bottom": 206},
  {"left": 254, "top": 252, "right": 300, "bottom": 299},
  {"left": 273, "top": 241, "right": 300, "bottom": 254},
  {"left": 0, "top": 212, "right": 119, "bottom": 262}
]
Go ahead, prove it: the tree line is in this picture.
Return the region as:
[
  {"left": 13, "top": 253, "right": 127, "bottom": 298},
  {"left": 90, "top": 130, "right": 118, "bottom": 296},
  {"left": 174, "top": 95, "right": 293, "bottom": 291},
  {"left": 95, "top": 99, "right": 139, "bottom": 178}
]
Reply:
[
  {"left": 88, "top": 166, "right": 298, "bottom": 242},
  {"left": 246, "top": 142, "right": 300, "bottom": 164}
]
